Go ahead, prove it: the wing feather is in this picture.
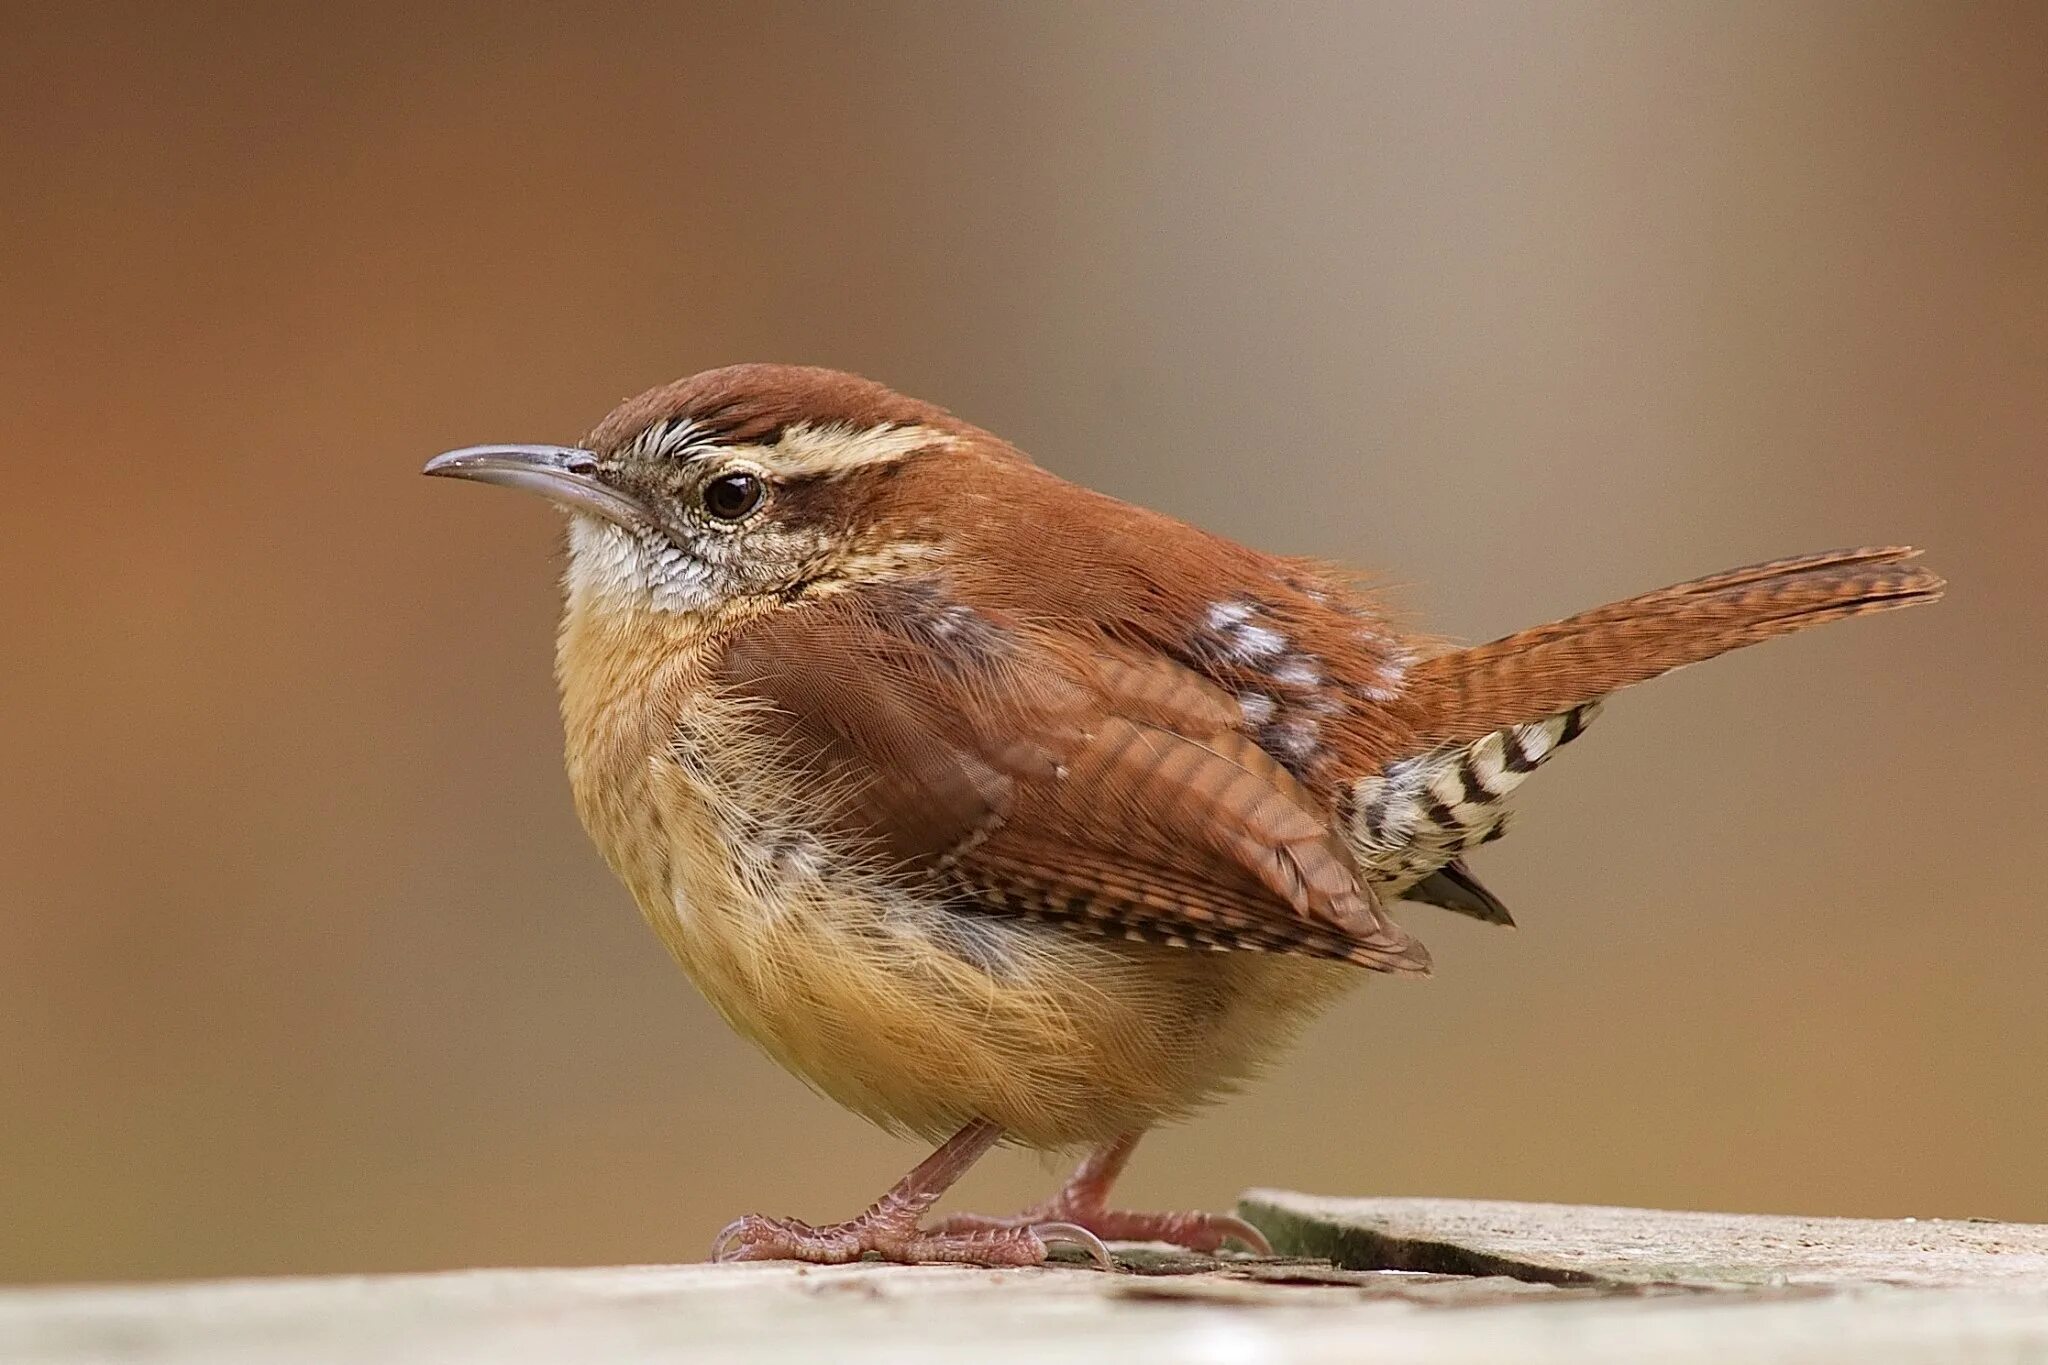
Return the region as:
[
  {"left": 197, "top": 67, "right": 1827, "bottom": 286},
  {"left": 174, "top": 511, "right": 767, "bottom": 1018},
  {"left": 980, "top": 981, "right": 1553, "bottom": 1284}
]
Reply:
[{"left": 715, "top": 581, "right": 1428, "bottom": 973}]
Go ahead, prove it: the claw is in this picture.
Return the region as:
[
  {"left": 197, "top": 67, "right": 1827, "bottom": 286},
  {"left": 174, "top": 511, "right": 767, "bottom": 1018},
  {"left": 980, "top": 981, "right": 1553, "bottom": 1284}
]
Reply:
[
  {"left": 713, "top": 1213, "right": 839, "bottom": 1264},
  {"left": 1031, "top": 1220, "right": 1116, "bottom": 1271},
  {"left": 710, "top": 1216, "right": 748, "bottom": 1263},
  {"left": 1208, "top": 1214, "right": 1273, "bottom": 1257}
]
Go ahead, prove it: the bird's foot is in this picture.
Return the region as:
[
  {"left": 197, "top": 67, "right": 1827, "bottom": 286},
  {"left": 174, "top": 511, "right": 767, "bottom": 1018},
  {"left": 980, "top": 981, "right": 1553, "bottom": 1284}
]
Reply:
[
  {"left": 932, "top": 1132, "right": 1271, "bottom": 1256},
  {"left": 931, "top": 1203, "right": 1271, "bottom": 1256},
  {"left": 711, "top": 1209, "right": 1113, "bottom": 1269}
]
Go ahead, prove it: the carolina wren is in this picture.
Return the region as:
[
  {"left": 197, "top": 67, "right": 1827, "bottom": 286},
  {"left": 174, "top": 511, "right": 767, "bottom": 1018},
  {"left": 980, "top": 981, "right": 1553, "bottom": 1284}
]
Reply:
[{"left": 426, "top": 364, "right": 1942, "bottom": 1269}]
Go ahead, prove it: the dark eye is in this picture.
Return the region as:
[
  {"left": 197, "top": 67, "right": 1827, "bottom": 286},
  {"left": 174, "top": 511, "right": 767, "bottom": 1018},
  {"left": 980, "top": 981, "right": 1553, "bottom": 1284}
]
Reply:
[{"left": 702, "top": 471, "right": 766, "bottom": 522}]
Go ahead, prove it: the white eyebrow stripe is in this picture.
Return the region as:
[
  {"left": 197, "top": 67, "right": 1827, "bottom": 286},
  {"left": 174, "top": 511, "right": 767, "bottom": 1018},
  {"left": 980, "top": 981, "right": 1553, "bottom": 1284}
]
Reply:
[{"left": 764, "top": 422, "right": 952, "bottom": 477}]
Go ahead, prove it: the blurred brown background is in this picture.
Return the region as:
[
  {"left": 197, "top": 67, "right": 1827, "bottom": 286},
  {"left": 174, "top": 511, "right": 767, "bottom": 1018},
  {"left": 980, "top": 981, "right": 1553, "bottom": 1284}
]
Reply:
[{"left": 3, "top": 1, "right": 2044, "bottom": 1285}]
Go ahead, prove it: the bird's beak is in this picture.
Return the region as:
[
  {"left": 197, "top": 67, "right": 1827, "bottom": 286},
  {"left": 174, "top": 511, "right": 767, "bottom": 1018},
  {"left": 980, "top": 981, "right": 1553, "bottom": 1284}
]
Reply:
[{"left": 422, "top": 444, "right": 651, "bottom": 529}]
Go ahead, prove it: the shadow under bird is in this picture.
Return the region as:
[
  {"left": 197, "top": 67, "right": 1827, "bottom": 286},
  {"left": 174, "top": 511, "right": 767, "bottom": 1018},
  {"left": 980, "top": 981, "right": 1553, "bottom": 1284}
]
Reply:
[{"left": 425, "top": 364, "right": 1943, "bottom": 1268}]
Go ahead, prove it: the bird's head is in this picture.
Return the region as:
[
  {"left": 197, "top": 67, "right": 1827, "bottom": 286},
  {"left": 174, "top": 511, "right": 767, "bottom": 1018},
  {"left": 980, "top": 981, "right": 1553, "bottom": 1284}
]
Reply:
[{"left": 426, "top": 364, "right": 982, "bottom": 616}]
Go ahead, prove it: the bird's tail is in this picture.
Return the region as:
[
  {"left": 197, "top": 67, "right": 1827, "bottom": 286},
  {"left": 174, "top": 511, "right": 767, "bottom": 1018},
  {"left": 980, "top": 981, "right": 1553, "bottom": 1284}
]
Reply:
[
  {"left": 1350, "top": 547, "right": 1942, "bottom": 892},
  {"left": 1402, "top": 546, "right": 1945, "bottom": 751}
]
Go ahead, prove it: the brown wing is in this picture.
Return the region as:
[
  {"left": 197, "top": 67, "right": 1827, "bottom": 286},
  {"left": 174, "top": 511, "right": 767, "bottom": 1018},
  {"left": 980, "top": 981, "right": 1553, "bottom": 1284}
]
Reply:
[{"left": 715, "top": 581, "right": 1428, "bottom": 973}]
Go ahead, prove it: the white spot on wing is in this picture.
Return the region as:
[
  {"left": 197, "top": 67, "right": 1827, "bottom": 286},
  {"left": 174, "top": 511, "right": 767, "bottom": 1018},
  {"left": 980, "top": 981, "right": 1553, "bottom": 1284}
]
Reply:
[
  {"left": 1205, "top": 601, "right": 1254, "bottom": 629},
  {"left": 1233, "top": 624, "right": 1286, "bottom": 658},
  {"left": 1265, "top": 717, "right": 1319, "bottom": 758},
  {"left": 1203, "top": 599, "right": 1287, "bottom": 661},
  {"left": 1358, "top": 644, "right": 1413, "bottom": 702},
  {"left": 1270, "top": 655, "right": 1321, "bottom": 687}
]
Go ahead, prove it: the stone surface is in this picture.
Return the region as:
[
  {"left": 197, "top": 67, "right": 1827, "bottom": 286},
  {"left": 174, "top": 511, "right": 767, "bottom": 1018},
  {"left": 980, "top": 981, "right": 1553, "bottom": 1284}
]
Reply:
[
  {"left": 5, "top": 1198, "right": 2046, "bottom": 1364},
  {"left": 1239, "top": 1192, "right": 2048, "bottom": 1291}
]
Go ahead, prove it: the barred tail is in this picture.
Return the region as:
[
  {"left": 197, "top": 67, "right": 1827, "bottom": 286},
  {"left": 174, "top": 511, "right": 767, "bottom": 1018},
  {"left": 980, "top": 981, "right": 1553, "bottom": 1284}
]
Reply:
[
  {"left": 1355, "top": 547, "right": 1942, "bottom": 894},
  {"left": 1404, "top": 547, "right": 1944, "bottom": 751}
]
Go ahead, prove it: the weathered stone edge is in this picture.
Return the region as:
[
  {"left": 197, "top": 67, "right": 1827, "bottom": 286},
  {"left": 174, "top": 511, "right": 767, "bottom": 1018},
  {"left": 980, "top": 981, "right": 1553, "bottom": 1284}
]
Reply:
[{"left": 1236, "top": 1194, "right": 1646, "bottom": 1289}]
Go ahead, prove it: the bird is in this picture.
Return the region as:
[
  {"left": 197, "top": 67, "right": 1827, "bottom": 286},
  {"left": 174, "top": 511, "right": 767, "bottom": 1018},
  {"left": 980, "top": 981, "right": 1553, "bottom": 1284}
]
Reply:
[{"left": 424, "top": 363, "right": 1943, "bottom": 1269}]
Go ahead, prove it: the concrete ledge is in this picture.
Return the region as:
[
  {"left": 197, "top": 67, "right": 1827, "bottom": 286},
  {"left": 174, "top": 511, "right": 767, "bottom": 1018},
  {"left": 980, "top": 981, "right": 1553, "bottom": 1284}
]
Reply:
[
  {"left": 6, "top": 1198, "right": 2045, "bottom": 1364},
  {"left": 1240, "top": 1191, "right": 2048, "bottom": 1290}
]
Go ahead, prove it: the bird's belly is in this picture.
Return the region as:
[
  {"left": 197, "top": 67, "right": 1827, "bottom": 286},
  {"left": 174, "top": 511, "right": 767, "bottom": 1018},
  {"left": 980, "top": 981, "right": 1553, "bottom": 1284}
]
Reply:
[{"left": 628, "top": 756, "right": 1357, "bottom": 1149}]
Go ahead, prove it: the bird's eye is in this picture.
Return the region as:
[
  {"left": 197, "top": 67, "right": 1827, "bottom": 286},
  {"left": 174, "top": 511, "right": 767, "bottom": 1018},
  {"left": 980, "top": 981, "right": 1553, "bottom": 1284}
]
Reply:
[{"left": 702, "top": 471, "right": 766, "bottom": 522}]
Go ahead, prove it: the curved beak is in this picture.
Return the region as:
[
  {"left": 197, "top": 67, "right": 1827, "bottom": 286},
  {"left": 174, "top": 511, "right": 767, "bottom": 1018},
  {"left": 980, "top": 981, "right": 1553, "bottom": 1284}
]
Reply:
[{"left": 422, "top": 444, "right": 651, "bottom": 529}]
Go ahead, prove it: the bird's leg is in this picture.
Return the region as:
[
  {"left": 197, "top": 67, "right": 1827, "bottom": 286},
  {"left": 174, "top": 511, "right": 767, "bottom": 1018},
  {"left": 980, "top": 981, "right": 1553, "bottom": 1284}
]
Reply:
[
  {"left": 711, "top": 1118, "right": 1113, "bottom": 1269},
  {"left": 931, "top": 1132, "right": 1272, "bottom": 1255}
]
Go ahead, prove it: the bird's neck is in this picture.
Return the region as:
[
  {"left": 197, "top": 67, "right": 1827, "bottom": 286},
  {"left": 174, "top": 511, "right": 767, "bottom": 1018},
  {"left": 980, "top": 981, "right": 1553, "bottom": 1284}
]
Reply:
[{"left": 555, "top": 586, "right": 724, "bottom": 884}]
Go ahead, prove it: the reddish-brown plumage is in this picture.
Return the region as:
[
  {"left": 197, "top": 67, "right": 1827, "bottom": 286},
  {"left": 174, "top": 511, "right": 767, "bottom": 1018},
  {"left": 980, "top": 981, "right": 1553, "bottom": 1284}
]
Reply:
[
  {"left": 586, "top": 363, "right": 971, "bottom": 452},
  {"left": 1396, "top": 547, "right": 1945, "bottom": 750},
  {"left": 720, "top": 595, "right": 1425, "bottom": 971},
  {"left": 430, "top": 362, "right": 1945, "bottom": 1268},
  {"left": 611, "top": 368, "right": 1941, "bottom": 975}
]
